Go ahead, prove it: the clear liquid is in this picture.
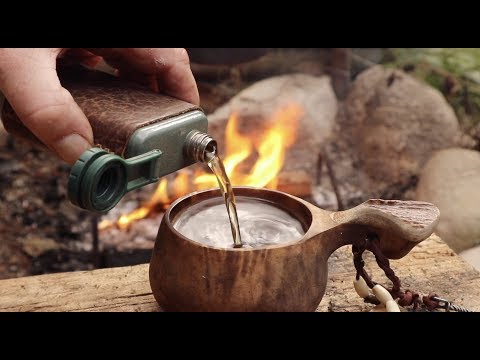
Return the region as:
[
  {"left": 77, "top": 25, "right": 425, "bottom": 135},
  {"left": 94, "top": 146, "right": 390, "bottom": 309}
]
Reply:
[
  {"left": 173, "top": 197, "right": 305, "bottom": 249},
  {"left": 205, "top": 152, "right": 243, "bottom": 248}
]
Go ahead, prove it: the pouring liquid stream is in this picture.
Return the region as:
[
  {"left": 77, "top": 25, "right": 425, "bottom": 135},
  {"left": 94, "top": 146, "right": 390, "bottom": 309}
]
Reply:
[{"left": 205, "top": 150, "right": 243, "bottom": 248}]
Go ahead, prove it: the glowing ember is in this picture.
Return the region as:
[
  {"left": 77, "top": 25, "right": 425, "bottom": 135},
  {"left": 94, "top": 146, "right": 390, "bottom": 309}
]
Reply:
[{"left": 99, "top": 103, "right": 303, "bottom": 230}]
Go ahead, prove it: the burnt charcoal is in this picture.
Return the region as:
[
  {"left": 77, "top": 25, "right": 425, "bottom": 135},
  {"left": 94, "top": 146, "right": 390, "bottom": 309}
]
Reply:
[
  {"left": 102, "top": 248, "right": 152, "bottom": 268},
  {"left": 30, "top": 249, "right": 94, "bottom": 275}
]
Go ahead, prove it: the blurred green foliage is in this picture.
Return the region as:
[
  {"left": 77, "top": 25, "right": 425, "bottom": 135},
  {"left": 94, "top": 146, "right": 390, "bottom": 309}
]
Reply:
[{"left": 382, "top": 48, "right": 480, "bottom": 132}]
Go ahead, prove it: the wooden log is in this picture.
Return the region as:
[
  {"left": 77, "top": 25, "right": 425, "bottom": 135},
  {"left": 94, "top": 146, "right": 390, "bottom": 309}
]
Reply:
[
  {"left": 0, "top": 234, "right": 478, "bottom": 312},
  {"left": 191, "top": 49, "right": 327, "bottom": 83},
  {"left": 0, "top": 265, "right": 159, "bottom": 312}
]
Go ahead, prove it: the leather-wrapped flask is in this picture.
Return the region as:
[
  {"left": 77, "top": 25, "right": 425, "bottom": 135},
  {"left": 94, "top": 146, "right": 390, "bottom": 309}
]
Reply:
[{"left": 1, "top": 65, "right": 216, "bottom": 213}]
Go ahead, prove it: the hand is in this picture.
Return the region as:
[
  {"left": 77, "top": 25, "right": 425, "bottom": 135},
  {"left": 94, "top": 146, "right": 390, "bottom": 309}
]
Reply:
[{"left": 0, "top": 48, "right": 199, "bottom": 164}]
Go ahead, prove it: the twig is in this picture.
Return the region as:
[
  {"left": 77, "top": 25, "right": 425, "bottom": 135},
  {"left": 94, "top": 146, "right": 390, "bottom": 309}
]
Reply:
[
  {"left": 316, "top": 153, "right": 323, "bottom": 185},
  {"left": 322, "top": 148, "right": 344, "bottom": 211},
  {"left": 91, "top": 215, "right": 102, "bottom": 268}
]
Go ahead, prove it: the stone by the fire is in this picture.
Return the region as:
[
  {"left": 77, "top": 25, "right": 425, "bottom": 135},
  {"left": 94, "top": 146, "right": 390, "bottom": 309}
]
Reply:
[
  {"left": 346, "top": 65, "right": 459, "bottom": 185},
  {"left": 416, "top": 148, "right": 480, "bottom": 253},
  {"left": 325, "top": 65, "right": 460, "bottom": 207},
  {"left": 206, "top": 73, "right": 338, "bottom": 182}
]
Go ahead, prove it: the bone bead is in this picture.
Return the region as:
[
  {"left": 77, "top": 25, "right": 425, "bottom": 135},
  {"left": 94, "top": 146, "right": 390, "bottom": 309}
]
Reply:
[
  {"left": 353, "top": 277, "right": 370, "bottom": 298},
  {"left": 372, "top": 285, "right": 394, "bottom": 304},
  {"left": 369, "top": 304, "right": 387, "bottom": 312},
  {"left": 386, "top": 300, "right": 401, "bottom": 312}
]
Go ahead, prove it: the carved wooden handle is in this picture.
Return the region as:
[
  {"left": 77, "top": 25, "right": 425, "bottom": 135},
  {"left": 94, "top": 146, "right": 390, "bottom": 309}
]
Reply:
[
  {"left": 1, "top": 65, "right": 201, "bottom": 157},
  {"left": 330, "top": 199, "right": 440, "bottom": 259}
]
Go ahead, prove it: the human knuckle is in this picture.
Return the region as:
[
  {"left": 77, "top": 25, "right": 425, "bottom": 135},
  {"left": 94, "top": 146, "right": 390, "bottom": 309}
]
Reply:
[{"left": 22, "top": 89, "right": 73, "bottom": 128}]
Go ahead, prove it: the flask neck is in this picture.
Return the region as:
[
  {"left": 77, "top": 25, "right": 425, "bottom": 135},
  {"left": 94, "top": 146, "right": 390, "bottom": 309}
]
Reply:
[{"left": 185, "top": 131, "right": 217, "bottom": 163}]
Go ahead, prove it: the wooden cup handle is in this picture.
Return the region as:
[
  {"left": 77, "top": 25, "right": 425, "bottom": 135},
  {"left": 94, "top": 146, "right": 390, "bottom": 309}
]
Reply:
[
  {"left": 1, "top": 65, "right": 201, "bottom": 157},
  {"left": 330, "top": 199, "right": 440, "bottom": 259}
]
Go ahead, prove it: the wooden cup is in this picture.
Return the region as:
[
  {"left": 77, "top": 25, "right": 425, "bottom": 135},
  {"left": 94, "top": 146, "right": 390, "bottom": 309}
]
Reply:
[{"left": 149, "top": 186, "right": 439, "bottom": 312}]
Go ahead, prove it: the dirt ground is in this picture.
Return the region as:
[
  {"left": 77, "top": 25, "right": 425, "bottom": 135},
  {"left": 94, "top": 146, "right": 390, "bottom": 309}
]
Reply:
[
  {"left": 0, "top": 127, "right": 90, "bottom": 279},
  {"left": 0, "top": 125, "right": 170, "bottom": 280}
]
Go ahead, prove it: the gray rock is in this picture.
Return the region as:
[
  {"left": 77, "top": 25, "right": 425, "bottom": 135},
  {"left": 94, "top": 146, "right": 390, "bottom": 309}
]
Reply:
[
  {"left": 328, "top": 65, "right": 460, "bottom": 207},
  {"left": 416, "top": 148, "right": 480, "bottom": 252},
  {"left": 345, "top": 65, "right": 459, "bottom": 186}
]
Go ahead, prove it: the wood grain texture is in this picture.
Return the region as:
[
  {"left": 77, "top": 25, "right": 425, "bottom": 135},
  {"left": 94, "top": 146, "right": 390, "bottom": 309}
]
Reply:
[
  {"left": 148, "top": 188, "right": 440, "bottom": 311},
  {"left": 0, "top": 234, "right": 478, "bottom": 312},
  {"left": 319, "top": 234, "right": 480, "bottom": 312},
  {"left": 331, "top": 199, "right": 440, "bottom": 259}
]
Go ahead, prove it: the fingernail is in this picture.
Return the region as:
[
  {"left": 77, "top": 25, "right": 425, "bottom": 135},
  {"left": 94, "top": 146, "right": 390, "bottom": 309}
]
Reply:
[{"left": 53, "top": 134, "right": 92, "bottom": 165}]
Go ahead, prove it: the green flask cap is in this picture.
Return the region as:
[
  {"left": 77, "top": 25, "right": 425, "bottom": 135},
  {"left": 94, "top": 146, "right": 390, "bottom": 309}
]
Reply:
[{"left": 68, "top": 147, "right": 162, "bottom": 213}]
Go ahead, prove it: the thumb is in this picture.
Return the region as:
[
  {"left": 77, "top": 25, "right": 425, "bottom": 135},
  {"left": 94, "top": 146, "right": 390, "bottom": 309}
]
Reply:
[{"left": 0, "top": 49, "right": 93, "bottom": 164}]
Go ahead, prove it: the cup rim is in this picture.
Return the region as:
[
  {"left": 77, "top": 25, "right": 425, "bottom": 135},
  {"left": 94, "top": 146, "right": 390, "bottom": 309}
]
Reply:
[{"left": 163, "top": 186, "right": 314, "bottom": 251}]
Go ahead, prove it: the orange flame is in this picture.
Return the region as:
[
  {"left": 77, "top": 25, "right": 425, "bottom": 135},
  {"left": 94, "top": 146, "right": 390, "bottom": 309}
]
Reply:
[
  {"left": 99, "top": 103, "right": 303, "bottom": 230},
  {"left": 115, "top": 178, "right": 169, "bottom": 230}
]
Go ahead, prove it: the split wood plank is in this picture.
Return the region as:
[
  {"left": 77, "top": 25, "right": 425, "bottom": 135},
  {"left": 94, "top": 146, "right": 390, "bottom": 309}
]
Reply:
[{"left": 0, "top": 234, "right": 478, "bottom": 312}]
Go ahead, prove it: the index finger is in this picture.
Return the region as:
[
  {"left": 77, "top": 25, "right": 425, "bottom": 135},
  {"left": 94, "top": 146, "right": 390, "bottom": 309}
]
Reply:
[{"left": 88, "top": 48, "right": 200, "bottom": 105}]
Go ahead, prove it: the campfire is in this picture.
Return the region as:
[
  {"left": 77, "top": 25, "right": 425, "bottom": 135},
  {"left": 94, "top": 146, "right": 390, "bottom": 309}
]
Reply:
[{"left": 99, "top": 103, "right": 304, "bottom": 231}]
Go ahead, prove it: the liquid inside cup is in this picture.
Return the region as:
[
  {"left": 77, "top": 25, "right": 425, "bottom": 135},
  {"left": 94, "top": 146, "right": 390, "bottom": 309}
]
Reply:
[{"left": 172, "top": 196, "right": 305, "bottom": 249}]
